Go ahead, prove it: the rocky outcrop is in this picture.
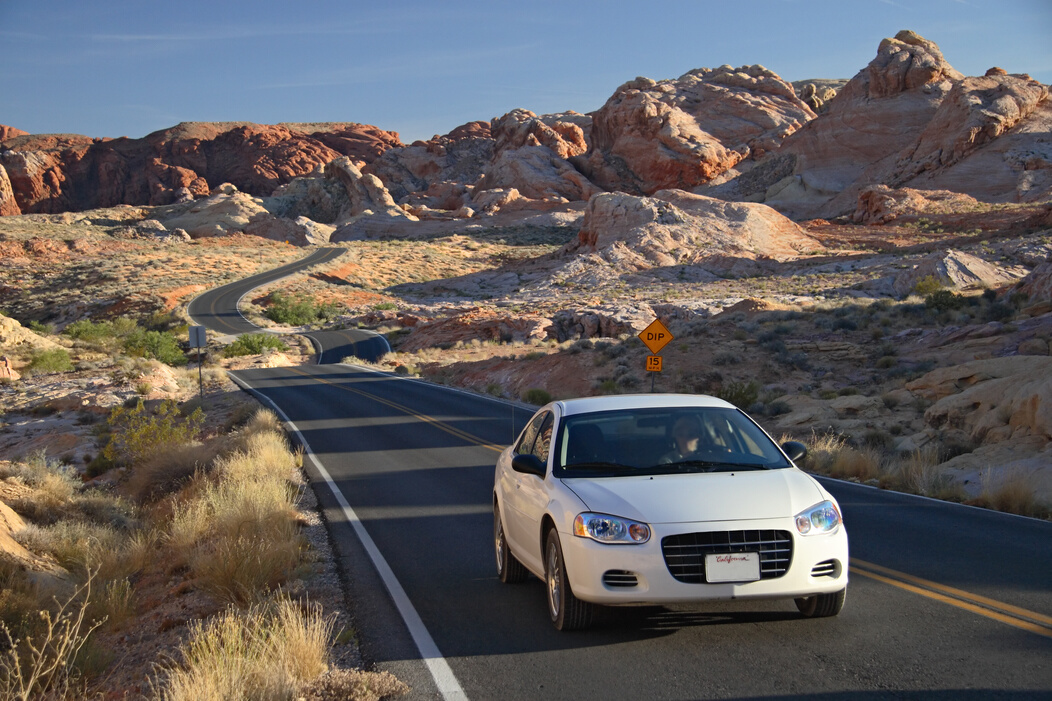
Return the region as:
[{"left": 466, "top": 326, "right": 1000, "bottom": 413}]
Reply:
[
  {"left": 569, "top": 190, "right": 822, "bottom": 272},
  {"left": 1015, "top": 261, "right": 1052, "bottom": 304},
  {"left": 577, "top": 65, "right": 815, "bottom": 195},
  {"left": 0, "top": 122, "right": 402, "bottom": 215},
  {"left": 0, "top": 315, "right": 64, "bottom": 356},
  {"left": 0, "top": 125, "right": 29, "bottom": 142},
  {"left": 906, "top": 356, "right": 1052, "bottom": 444},
  {"left": 892, "top": 249, "right": 1029, "bottom": 297},
  {"left": 852, "top": 185, "right": 980, "bottom": 224},
  {"left": 324, "top": 157, "right": 411, "bottom": 219},
  {"left": 736, "top": 31, "right": 1051, "bottom": 218},
  {"left": 158, "top": 184, "right": 272, "bottom": 238},
  {"left": 792, "top": 80, "right": 847, "bottom": 113},
  {"left": 363, "top": 122, "right": 494, "bottom": 210},
  {"left": 0, "top": 163, "right": 19, "bottom": 216},
  {"left": 491, "top": 109, "right": 590, "bottom": 160},
  {"left": 397, "top": 309, "right": 553, "bottom": 351},
  {"left": 756, "top": 31, "right": 963, "bottom": 218}
]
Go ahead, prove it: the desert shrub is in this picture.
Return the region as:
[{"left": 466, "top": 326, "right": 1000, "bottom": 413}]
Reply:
[
  {"left": 223, "top": 333, "right": 288, "bottom": 357},
  {"left": 25, "top": 349, "right": 73, "bottom": 376},
  {"left": 713, "top": 351, "right": 740, "bottom": 366},
  {"left": 154, "top": 596, "right": 333, "bottom": 701},
  {"left": 265, "top": 292, "right": 340, "bottom": 326},
  {"left": 912, "top": 275, "right": 943, "bottom": 296},
  {"left": 984, "top": 301, "right": 1014, "bottom": 321},
  {"left": 142, "top": 311, "right": 185, "bottom": 333},
  {"left": 372, "top": 302, "right": 397, "bottom": 311},
  {"left": 64, "top": 317, "right": 137, "bottom": 342},
  {"left": 123, "top": 328, "right": 187, "bottom": 366},
  {"left": 25, "top": 320, "right": 52, "bottom": 335},
  {"left": 925, "top": 289, "right": 966, "bottom": 312},
  {"left": 102, "top": 399, "right": 205, "bottom": 467},
  {"left": 715, "top": 381, "right": 759, "bottom": 410},
  {"left": 875, "top": 356, "right": 897, "bottom": 369},
  {"left": 522, "top": 388, "right": 552, "bottom": 405}
]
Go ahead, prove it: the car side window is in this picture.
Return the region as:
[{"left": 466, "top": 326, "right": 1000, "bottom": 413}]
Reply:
[
  {"left": 531, "top": 413, "right": 555, "bottom": 464},
  {"left": 515, "top": 411, "right": 547, "bottom": 455}
]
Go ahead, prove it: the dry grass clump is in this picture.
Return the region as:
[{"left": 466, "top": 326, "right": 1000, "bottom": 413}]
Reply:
[
  {"left": 127, "top": 440, "right": 227, "bottom": 504},
  {"left": 154, "top": 596, "right": 333, "bottom": 701},
  {"left": 0, "top": 573, "right": 106, "bottom": 701},
  {"left": 973, "top": 469, "right": 1050, "bottom": 518},
  {"left": 162, "top": 415, "right": 305, "bottom": 604},
  {"left": 886, "top": 446, "right": 960, "bottom": 499}
]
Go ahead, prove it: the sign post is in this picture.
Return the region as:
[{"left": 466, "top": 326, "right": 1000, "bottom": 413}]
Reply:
[
  {"left": 638, "top": 320, "right": 674, "bottom": 393},
  {"left": 188, "top": 325, "right": 207, "bottom": 402}
]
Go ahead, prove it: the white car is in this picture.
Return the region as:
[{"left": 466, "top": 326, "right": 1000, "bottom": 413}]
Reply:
[{"left": 493, "top": 394, "right": 849, "bottom": 630}]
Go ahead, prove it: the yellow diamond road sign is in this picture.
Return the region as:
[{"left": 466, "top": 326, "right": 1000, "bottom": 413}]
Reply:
[{"left": 639, "top": 319, "right": 674, "bottom": 354}]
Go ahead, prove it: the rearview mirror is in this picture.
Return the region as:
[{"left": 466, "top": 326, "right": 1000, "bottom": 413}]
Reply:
[
  {"left": 511, "top": 453, "right": 546, "bottom": 477},
  {"left": 781, "top": 441, "right": 807, "bottom": 463}
]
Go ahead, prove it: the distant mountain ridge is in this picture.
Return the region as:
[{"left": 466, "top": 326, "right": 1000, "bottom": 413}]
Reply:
[{"left": 2, "top": 30, "right": 1049, "bottom": 221}]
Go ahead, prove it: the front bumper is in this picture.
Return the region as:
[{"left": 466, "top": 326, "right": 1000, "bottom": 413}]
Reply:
[{"left": 562, "top": 516, "right": 849, "bottom": 605}]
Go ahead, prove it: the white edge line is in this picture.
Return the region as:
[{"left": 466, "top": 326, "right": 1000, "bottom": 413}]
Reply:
[{"left": 230, "top": 373, "right": 469, "bottom": 701}]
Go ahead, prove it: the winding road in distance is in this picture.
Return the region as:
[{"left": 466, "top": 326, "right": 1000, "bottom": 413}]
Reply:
[
  {"left": 187, "top": 246, "right": 390, "bottom": 363},
  {"left": 189, "top": 250, "right": 1052, "bottom": 700}
]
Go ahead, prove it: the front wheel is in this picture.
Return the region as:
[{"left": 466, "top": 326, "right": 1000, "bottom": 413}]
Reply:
[
  {"left": 545, "top": 529, "right": 594, "bottom": 630},
  {"left": 495, "top": 504, "right": 527, "bottom": 583},
  {"left": 795, "top": 588, "right": 846, "bottom": 618}
]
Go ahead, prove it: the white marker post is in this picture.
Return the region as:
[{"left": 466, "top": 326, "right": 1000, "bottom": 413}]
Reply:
[{"left": 188, "top": 325, "right": 207, "bottom": 402}]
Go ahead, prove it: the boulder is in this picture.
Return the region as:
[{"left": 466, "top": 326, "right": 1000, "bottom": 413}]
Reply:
[
  {"left": 578, "top": 65, "right": 815, "bottom": 195},
  {"left": 474, "top": 145, "right": 602, "bottom": 203},
  {"left": 1014, "top": 260, "right": 1052, "bottom": 304},
  {"left": 159, "top": 185, "right": 272, "bottom": 238},
  {"left": 569, "top": 190, "right": 822, "bottom": 272},
  {"left": 244, "top": 215, "right": 335, "bottom": 246},
  {"left": 852, "top": 185, "right": 980, "bottom": 224},
  {"left": 893, "top": 249, "right": 1029, "bottom": 297}
]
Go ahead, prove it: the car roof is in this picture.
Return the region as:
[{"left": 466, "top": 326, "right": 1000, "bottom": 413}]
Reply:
[{"left": 553, "top": 393, "right": 736, "bottom": 417}]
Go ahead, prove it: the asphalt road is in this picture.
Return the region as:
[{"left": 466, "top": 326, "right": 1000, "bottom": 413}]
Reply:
[
  {"left": 186, "top": 247, "right": 390, "bottom": 362},
  {"left": 231, "top": 363, "right": 1052, "bottom": 701}
]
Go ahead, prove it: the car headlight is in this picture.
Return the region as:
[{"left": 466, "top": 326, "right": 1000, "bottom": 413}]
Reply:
[
  {"left": 573, "top": 513, "right": 651, "bottom": 544},
  {"left": 795, "top": 500, "right": 841, "bottom": 535}
]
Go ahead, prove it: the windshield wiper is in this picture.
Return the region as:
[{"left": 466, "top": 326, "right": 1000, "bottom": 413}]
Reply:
[
  {"left": 562, "top": 461, "right": 636, "bottom": 473},
  {"left": 655, "top": 460, "right": 770, "bottom": 472}
]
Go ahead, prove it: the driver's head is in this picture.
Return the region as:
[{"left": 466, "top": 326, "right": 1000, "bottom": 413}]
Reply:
[{"left": 672, "top": 415, "right": 702, "bottom": 454}]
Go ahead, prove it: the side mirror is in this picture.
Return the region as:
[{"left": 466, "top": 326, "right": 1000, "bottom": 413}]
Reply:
[
  {"left": 511, "top": 453, "right": 546, "bottom": 477},
  {"left": 781, "top": 441, "right": 807, "bottom": 463}
]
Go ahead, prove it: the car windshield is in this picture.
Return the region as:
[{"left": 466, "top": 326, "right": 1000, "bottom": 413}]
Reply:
[{"left": 553, "top": 406, "right": 791, "bottom": 478}]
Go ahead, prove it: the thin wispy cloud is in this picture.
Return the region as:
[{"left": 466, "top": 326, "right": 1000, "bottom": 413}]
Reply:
[{"left": 254, "top": 43, "right": 544, "bottom": 90}]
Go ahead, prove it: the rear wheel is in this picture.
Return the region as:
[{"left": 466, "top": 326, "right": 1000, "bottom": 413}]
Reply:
[
  {"left": 494, "top": 504, "right": 527, "bottom": 583},
  {"left": 545, "top": 529, "right": 594, "bottom": 630},
  {"left": 795, "top": 588, "right": 846, "bottom": 618}
]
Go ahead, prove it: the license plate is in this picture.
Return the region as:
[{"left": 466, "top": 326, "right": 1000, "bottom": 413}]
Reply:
[{"left": 706, "top": 552, "right": 760, "bottom": 583}]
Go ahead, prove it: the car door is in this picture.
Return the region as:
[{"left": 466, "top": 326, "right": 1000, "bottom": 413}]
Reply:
[{"left": 503, "top": 410, "right": 555, "bottom": 573}]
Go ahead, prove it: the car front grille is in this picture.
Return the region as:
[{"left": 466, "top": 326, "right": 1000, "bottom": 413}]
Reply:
[
  {"left": 661, "top": 530, "right": 793, "bottom": 584},
  {"left": 602, "top": 570, "right": 639, "bottom": 588}
]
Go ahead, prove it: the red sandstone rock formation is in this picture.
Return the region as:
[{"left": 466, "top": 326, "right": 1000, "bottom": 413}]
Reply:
[
  {"left": 577, "top": 65, "right": 815, "bottom": 195},
  {"left": 0, "top": 122, "right": 402, "bottom": 215},
  {"left": 0, "top": 125, "right": 28, "bottom": 142}
]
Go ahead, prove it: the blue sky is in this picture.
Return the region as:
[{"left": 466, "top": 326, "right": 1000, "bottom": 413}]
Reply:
[{"left": 2, "top": 0, "right": 1050, "bottom": 144}]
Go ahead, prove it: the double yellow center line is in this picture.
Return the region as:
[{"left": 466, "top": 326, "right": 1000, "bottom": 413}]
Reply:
[
  {"left": 287, "top": 366, "right": 1052, "bottom": 639},
  {"left": 851, "top": 558, "right": 1052, "bottom": 638}
]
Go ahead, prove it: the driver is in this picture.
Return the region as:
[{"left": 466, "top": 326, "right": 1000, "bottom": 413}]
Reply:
[{"left": 661, "top": 415, "right": 705, "bottom": 463}]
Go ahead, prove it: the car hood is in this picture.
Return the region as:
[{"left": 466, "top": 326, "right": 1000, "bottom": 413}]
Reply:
[{"left": 562, "top": 469, "right": 826, "bottom": 524}]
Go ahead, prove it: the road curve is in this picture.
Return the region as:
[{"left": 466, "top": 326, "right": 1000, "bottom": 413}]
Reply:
[
  {"left": 187, "top": 247, "right": 390, "bottom": 362},
  {"left": 231, "top": 363, "right": 1052, "bottom": 700}
]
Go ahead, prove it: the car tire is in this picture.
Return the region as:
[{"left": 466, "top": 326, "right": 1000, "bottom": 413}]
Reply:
[
  {"left": 495, "top": 504, "right": 528, "bottom": 584},
  {"left": 545, "top": 529, "right": 594, "bottom": 631},
  {"left": 795, "top": 588, "right": 846, "bottom": 618}
]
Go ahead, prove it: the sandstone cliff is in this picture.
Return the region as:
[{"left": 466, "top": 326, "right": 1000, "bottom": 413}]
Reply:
[{"left": 0, "top": 122, "right": 402, "bottom": 215}]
